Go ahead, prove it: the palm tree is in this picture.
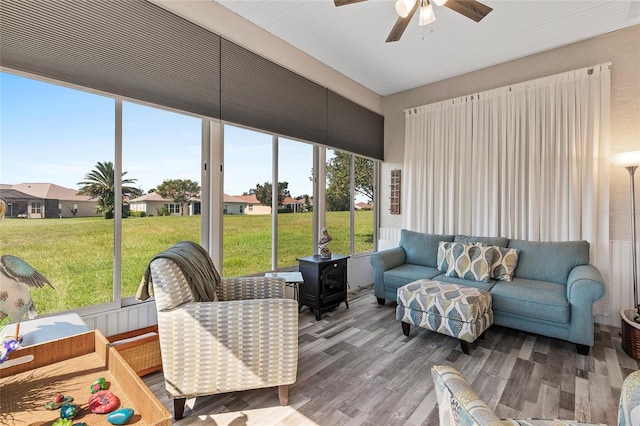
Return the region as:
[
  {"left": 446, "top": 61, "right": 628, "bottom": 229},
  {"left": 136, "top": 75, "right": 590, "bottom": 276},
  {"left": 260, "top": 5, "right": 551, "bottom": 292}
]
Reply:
[{"left": 77, "top": 161, "right": 138, "bottom": 219}]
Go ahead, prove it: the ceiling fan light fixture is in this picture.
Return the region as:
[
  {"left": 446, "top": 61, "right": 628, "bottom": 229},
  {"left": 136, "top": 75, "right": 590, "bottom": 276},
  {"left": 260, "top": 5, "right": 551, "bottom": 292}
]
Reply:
[
  {"left": 395, "top": 0, "right": 414, "bottom": 18},
  {"left": 418, "top": 2, "right": 436, "bottom": 26},
  {"left": 433, "top": 0, "right": 448, "bottom": 6}
]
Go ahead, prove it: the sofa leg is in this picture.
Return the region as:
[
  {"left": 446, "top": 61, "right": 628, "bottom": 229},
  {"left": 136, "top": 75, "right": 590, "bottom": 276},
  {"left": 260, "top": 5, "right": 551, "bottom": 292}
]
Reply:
[
  {"left": 401, "top": 321, "right": 411, "bottom": 336},
  {"left": 377, "top": 297, "right": 386, "bottom": 306},
  {"left": 278, "top": 385, "right": 289, "bottom": 406},
  {"left": 576, "top": 344, "right": 590, "bottom": 356},
  {"left": 174, "top": 398, "right": 186, "bottom": 420},
  {"left": 460, "top": 341, "right": 471, "bottom": 355}
]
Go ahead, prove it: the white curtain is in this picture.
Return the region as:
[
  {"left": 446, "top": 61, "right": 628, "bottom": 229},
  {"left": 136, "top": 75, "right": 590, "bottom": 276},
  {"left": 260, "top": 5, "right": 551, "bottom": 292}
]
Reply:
[{"left": 403, "top": 64, "right": 610, "bottom": 315}]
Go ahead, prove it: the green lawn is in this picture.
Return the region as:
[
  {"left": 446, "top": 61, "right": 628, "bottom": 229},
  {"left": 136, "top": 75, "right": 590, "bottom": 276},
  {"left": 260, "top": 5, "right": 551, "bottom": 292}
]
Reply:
[{"left": 0, "top": 211, "right": 373, "bottom": 315}]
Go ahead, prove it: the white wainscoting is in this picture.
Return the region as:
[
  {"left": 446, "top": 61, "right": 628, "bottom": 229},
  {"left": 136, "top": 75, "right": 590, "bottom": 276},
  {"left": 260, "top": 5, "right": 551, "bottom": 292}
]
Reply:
[
  {"left": 348, "top": 254, "right": 374, "bottom": 291},
  {"left": 607, "top": 240, "right": 639, "bottom": 327},
  {"left": 81, "top": 300, "right": 157, "bottom": 337},
  {"left": 80, "top": 256, "right": 375, "bottom": 336},
  {"left": 378, "top": 227, "right": 401, "bottom": 250}
]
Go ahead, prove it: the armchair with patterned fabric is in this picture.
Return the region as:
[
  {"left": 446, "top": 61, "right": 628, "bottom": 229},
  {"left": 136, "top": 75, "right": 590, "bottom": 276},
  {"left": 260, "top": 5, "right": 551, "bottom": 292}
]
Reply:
[
  {"left": 432, "top": 364, "right": 639, "bottom": 426},
  {"left": 146, "top": 243, "right": 299, "bottom": 420}
]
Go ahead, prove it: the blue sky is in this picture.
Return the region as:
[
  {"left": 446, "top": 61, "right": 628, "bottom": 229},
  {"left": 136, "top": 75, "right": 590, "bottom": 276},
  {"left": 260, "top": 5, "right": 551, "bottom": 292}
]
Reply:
[{"left": 0, "top": 72, "right": 315, "bottom": 198}]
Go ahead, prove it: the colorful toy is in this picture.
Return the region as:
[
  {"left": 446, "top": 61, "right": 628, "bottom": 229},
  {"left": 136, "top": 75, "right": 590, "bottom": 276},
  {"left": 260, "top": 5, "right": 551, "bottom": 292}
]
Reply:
[
  {"left": 90, "top": 376, "right": 107, "bottom": 394},
  {"left": 44, "top": 394, "right": 74, "bottom": 410},
  {"left": 106, "top": 407, "right": 134, "bottom": 425},
  {"left": 52, "top": 419, "right": 73, "bottom": 426},
  {"left": 88, "top": 390, "right": 119, "bottom": 414},
  {"left": 59, "top": 403, "right": 79, "bottom": 419}
]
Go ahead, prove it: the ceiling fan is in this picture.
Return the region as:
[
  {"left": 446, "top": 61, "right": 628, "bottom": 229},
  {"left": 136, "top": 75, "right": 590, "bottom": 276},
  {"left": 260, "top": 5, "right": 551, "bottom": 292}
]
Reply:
[{"left": 334, "top": 0, "right": 493, "bottom": 43}]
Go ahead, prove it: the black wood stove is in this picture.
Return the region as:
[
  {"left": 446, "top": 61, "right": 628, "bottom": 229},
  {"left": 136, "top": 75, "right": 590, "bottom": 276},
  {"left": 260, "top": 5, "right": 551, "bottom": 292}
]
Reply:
[{"left": 297, "top": 254, "right": 349, "bottom": 320}]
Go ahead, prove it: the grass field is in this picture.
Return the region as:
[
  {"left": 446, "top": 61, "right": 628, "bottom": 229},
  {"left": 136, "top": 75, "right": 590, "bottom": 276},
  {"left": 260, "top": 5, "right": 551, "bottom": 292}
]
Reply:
[{"left": 0, "top": 211, "right": 373, "bottom": 315}]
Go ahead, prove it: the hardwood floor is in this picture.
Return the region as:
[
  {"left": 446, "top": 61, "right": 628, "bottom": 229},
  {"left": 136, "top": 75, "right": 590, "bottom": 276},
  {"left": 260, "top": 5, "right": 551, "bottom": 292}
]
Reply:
[{"left": 143, "top": 286, "right": 638, "bottom": 425}]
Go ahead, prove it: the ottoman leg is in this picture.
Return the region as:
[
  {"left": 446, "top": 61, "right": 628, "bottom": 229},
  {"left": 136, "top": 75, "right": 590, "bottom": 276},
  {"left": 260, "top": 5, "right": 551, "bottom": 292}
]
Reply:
[
  {"left": 401, "top": 321, "right": 411, "bottom": 336},
  {"left": 460, "top": 340, "right": 471, "bottom": 355}
]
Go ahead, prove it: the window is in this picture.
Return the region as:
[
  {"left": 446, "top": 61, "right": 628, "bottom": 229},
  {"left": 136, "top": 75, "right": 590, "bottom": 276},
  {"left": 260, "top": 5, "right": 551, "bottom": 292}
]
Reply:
[
  {"left": 165, "top": 203, "right": 181, "bottom": 214},
  {"left": 325, "top": 149, "right": 375, "bottom": 256},
  {"left": 223, "top": 125, "right": 273, "bottom": 276},
  {"left": 31, "top": 202, "right": 41, "bottom": 214},
  {"left": 278, "top": 138, "right": 313, "bottom": 268},
  {"left": 1, "top": 72, "right": 115, "bottom": 314},
  {"left": 1, "top": 71, "right": 378, "bottom": 319},
  {"left": 121, "top": 101, "right": 201, "bottom": 298}
]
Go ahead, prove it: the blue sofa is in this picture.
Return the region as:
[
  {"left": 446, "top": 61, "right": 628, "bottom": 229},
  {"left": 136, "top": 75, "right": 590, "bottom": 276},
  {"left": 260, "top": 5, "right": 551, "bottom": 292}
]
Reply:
[{"left": 370, "top": 229, "right": 606, "bottom": 354}]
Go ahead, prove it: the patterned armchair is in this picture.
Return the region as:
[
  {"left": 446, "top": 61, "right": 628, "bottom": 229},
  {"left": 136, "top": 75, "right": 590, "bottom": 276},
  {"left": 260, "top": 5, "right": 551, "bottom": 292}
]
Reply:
[
  {"left": 432, "top": 364, "right": 639, "bottom": 426},
  {"left": 149, "top": 255, "right": 299, "bottom": 420}
]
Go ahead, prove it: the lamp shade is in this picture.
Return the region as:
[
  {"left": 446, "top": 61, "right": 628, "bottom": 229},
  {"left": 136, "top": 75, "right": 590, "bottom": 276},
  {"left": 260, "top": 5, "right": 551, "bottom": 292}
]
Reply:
[
  {"left": 395, "top": 0, "right": 415, "bottom": 18},
  {"left": 418, "top": 3, "right": 436, "bottom": 25},
  {"left": 612, "top": 151, "right": 640, "bottom": 167}
]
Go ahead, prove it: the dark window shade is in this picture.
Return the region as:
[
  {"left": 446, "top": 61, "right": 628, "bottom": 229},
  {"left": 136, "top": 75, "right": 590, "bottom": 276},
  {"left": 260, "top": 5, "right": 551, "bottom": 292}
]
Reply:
[
  {"left": 221, "top": 39, "right": 327, "bottom": 145},
  {"left": 328, "top": 91, "right": 384, "bottom": 161},
  {"left": 0, "top": 0, "right": 221, "bottom": 118},
  {"left": 1, "top": 0, "right": 383, "bottom": 159}
]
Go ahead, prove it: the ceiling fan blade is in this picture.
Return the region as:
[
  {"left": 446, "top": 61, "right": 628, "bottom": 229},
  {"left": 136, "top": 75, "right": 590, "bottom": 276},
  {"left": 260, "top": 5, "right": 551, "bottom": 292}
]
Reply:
[
  {"left": 386, "top": 1, "right": 419, "bottom": 43},
  {"left": 334, "top": 0, "right": 367, "bottom": 6},
  {"left": 444, "top": 0, "right": 492, "bottom": 22}
]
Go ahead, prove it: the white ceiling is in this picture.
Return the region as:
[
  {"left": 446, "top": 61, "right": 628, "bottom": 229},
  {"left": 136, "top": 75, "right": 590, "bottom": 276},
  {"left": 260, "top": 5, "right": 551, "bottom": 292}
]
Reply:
[{"left": 213, "top": 0, "right": 640, "bottom": 96}]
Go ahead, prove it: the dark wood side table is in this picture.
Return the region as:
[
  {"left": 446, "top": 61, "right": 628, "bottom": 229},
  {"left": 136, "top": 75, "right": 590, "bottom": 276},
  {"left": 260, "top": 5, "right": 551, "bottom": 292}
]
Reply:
[{"left": 297, "top": 254, "right": 349, "bottom": 320}]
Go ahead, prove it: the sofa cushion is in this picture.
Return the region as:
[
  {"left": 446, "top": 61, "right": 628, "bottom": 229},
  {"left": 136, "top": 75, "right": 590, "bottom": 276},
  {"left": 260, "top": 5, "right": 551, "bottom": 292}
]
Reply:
[
  {"left": 455, "top": 235, "right": 509, "bottom": 247},
  {"left": 491, "top": 278, "right": 569, "bottom": 324},
  {"left": 490, "top": 246, "right": 520, "bottom": 281},
  {"left": 445, "top": 242, "right": 495, "bottom": 283},
  {"left": 507, "top": 240, "right": 589, "bottom": 284},
  {"left": 383, "top": 264, "right": 441, "bottom": 290},
  {"left": 400, "top": 229, "right": 454, "bottom": 268}
]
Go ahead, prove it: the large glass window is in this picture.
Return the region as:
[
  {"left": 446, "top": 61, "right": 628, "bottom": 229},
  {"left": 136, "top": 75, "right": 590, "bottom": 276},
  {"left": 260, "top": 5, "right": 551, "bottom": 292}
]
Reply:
[
  {"left": 277, "top": 138, "right": 313, "bottom": 267},
  {"left": 0, "top": 71, "right": 378, "bottom": 321},
  {"left": 223, "top": 125, "right": 272, "bottom": 277},
  {"left": 121, "top": 101, "right": 201, "bottom": 298},
  {"left": 325, "top": 149, "right": 375, "bottom": 256},
  {"left": 0, "top": 72, "right": 115, "bottom": 314}
]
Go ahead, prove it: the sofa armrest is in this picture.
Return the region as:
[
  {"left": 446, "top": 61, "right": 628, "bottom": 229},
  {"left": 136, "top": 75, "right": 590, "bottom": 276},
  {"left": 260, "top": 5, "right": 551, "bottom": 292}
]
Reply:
[
  {"left": 218, "top": 277, "right": 286, "bottom": 301},
  {"left": 431, "top": 365, "right": 501, "bottom": 425},
  {"left": 566, "top": 264, "right": 605, "bottom": 304},
  {"left": 158, "top": 298, "right": 298, "bottom": 398},
  {"left": 370, "top": 247, "right": 406, "bottom": 300},
  {"left": 566, "top": 264, "right": 606, "bottom": 347},
  {"left": 370, "top": 246, "right": 406, "bottom": 270}
]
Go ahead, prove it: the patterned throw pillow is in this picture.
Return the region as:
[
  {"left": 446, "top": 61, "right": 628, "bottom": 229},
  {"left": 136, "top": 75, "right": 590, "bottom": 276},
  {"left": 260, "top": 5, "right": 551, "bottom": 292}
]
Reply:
[
  {"left": 436, "top": 241, "right": 454, "bottom": 272},
  {"left": 490, "top": 246, "right": 520, "bottom": 281},
  {"left": 445, "top": 242, "right": 495, "bottom": 282}
]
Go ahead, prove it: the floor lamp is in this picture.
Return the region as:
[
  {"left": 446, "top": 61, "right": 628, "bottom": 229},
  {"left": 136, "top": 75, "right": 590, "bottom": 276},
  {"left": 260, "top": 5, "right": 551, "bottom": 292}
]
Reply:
[
  {"left": 612, "top": 151, "right": 640, "bottom": 315},
  {"left": 613, "top": 151, "right": 640, "bottom": 360}
]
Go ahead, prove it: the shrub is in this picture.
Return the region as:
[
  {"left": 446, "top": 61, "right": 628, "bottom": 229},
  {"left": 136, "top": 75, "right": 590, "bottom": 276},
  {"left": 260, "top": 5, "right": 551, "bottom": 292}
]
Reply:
[
  {"left": 156, "top": 206, "right": 170, "bottom": 216},
  {"left": 129, "top": 211, "right": 147, "bottom": 218}
]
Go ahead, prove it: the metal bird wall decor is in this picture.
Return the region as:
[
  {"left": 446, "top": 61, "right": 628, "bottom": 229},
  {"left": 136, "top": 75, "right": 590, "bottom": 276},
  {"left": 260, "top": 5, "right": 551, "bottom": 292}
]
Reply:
[{"left": 0, "top": 198, "right": 54, "bottom": 342}]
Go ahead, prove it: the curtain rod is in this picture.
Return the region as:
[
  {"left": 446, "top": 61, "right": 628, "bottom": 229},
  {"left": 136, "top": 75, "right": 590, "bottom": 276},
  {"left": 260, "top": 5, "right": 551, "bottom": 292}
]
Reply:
[{"left": 405, "top": 61, "right": 612, "bottom": 115}]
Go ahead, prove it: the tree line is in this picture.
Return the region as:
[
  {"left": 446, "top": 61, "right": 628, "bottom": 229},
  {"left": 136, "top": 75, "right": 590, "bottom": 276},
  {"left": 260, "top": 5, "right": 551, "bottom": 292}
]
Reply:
[{"left": 78, "top": 152, "right": 373, "bottom": 219}]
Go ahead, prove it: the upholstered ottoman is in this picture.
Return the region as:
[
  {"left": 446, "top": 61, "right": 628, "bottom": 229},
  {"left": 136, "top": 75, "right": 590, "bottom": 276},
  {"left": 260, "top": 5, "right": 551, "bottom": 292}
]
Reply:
[{"left": 396, "top": 279, "right": 493, "bottom": 354}]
